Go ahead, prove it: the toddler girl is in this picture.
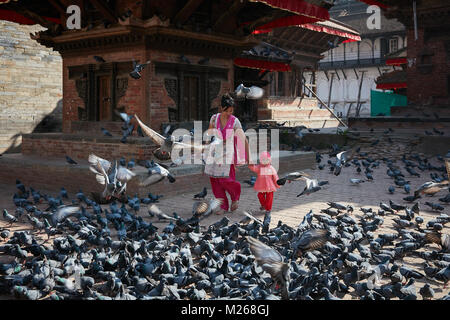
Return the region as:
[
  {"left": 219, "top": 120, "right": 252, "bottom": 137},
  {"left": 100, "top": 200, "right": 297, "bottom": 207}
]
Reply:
[{"left": 248, "top": 151, "right": 280, "bottom": 214}]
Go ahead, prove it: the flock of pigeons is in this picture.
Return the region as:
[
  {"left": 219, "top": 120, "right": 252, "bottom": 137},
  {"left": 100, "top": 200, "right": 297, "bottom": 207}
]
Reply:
[{"left": 0, "top": 134, "right": 449, "bottom": 300}]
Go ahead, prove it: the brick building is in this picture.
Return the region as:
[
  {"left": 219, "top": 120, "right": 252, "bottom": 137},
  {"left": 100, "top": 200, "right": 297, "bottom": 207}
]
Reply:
[
  {"left": 0, "top": 0, "right": 363, "bottom": 162},
  {"left": 374, "top": 0, "right": 450, "bottom": 109}
]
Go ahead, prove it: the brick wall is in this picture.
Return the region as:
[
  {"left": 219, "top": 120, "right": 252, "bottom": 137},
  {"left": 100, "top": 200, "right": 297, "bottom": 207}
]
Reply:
[
  {"left": 407, "top": 28, "right": 450, "bottom": 106},
  {"left": 0, "top": 20, "right": 62, "bottom": 154}
]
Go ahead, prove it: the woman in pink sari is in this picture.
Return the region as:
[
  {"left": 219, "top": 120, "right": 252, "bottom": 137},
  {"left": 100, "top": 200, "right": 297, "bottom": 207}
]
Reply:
[{"left": 204, "top": 94, "right": 249, "bottom": 215}]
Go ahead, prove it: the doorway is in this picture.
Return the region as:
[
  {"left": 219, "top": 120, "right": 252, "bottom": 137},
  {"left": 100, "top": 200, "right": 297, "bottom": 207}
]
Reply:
[
  {"left": 182, "top": 76, "right": 199, "bottom": 121},
  {"left": 98, "top": 75, "right": 112, "bottom": 121}
]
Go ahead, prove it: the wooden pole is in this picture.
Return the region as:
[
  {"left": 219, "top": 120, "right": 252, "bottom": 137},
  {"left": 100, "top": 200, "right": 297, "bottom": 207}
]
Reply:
[
  {"left": 327, "top": 72, "right": 334, "bottom": 111},
  {"left": 355, "top": 71, "right": 365, "bottom": 117}
]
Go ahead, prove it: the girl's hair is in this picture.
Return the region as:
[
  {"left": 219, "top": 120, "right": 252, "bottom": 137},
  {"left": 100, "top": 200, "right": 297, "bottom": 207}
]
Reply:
[{"left": 221, "top": 94, "right": 234, "bottom": 110}]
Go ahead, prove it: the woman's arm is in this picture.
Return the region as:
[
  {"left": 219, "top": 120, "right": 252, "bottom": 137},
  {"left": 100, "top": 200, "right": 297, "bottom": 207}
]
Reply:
[
  {"left": 235, "top": 127, "right": 250, "bottom": 164},
  {"left": 208, "top": 114, "right": 215, "bottom": 130}
]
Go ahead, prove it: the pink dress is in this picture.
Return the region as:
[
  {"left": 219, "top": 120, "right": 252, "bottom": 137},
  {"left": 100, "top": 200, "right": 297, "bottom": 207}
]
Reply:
[{"left": 248, "top": 164, "right": 280, "bottom": 192}]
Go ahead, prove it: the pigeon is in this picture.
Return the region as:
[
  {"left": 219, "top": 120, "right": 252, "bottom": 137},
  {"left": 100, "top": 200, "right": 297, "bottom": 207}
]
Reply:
[
  {"left": 3, "top": 209, "right": 17, "bottom": 225},
  {"left": 424, "top": 202, "right": 444, "bottom": 211},
  {"left": 130, "top": 59, "right": 151, "bottom": 80},
  {"left": 425, "top": 232, "right": 449, "bottom": 252},
  {"left": 293, "top": 228, "right": 328, "bottom": 256},
  {"left": 247, "top": 236, "right": 289, "bottom": 300},
  {"left": 297, "top": 178, "right": 321, "bottom": 197},
  {"left": 101, "top": 128, "right": 113, "bottom": 137},
  {"left": 65, "top": 156, "right": 77, "bottom": 165},
  {"left": 350, "top": 178, "right": 365, "bottom": 185},
  {"left": 179, "top": 55, "right": 191, "bottom": 64},
  {"left": 94, "top": 56, "right": 106, "bottom": 63},
  {"left": 140, "top": 161, "right": 175, "bottom": 186},
  {"left": 419, "top": 283, "right": 435, "bottom": 300},
  {"left": 192, "top": 198, "right": 222, "bottom": 220},
  {"left": 134, "top": 115, "right": 206, "bottom": 160},
  {"left": 334, "top": 148, "right": 356, "bottom": 176},
  {"left": 193, "top": 187, "right": 207, "bottom": 199},
  {"left": 45, "top": 205, "right": 80, "bottom": 227},
  {"left": 277, "top": 172, "right": 309, "bottom": 186},
  {"left": 414, "top": 181, "right": 449, "bottom": 198},
  {"left": 244, "top": 176, "right": 257, "bottom": 187}
]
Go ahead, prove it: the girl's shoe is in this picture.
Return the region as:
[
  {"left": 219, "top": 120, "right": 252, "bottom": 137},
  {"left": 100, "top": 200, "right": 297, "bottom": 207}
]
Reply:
[{"left": 230, "top": 201, "right": 239, "bottom": 212}]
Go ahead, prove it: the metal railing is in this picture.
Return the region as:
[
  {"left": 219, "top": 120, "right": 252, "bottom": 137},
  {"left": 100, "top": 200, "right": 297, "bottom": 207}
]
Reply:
[{"left": 319, "top": 58, "right": 386, "bottom": 70}]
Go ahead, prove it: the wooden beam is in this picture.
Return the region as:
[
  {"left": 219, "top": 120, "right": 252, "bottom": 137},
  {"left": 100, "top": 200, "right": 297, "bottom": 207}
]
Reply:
[
  {"left": 213, "top": 0, "right": 245, "bottom": 32},
  {"left": 277, "top": 27, "right": 292, "bottom": 39},
  {"left": 48, "top": 0, "right": 66, "bottom": 16},
  {"left": 90, "top": 0, "right": 118, "bottom": 23},
  {"left": 174, "top": 0, "right": 204, "bottom": 25},
  {"left": 353, "top": 68, "right": 359, "bottom": 80},
  {"left": 270, "top": 36, "right": 326, "bottom": 51},
  {"left": 48, "top": 0, "right": 67, "bottom": 29}
]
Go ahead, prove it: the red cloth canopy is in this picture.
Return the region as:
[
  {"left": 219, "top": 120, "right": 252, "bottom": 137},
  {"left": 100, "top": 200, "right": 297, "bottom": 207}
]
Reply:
[
  {"left": 0, "top": 9, "right": 61, "bottom": 25},
  {"left": 386, "top": 58, "right": 407, "bottom": 66},
  {"left": 249, "top": 0, "right": 330, "bottom": 20},
  {"left": 300, "top": 23, "right": 361, "bottom": 41},
  {"left": 376, "top": 82, "right": 407, "bottom": 90},
  {"left": 234, "top": 57, "right": 291, "bottom": 72},
  {"left": 254, "top": 14, "right": 320, "bottom": 32}
]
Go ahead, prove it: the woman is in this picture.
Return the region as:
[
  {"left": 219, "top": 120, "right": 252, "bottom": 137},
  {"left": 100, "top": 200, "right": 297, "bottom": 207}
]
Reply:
[{"left": 204, "top": 93, "right": 249, "bottom": 215}]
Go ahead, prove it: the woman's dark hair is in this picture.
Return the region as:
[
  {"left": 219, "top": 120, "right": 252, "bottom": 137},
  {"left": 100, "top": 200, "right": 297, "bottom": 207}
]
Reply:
[{"left": 221, "top": 93, "right": 234, "bottom": 110}]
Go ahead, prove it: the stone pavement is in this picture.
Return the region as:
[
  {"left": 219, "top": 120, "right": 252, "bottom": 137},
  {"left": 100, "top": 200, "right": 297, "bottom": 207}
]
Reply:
[{"left": 0, "top": 150, "right": 449, "bottom": 299}]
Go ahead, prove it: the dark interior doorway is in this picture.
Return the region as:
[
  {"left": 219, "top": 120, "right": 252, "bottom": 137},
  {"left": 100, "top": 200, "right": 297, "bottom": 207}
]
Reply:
[{"left": 182, "top": 76, "right": 199, "bottom": 121}]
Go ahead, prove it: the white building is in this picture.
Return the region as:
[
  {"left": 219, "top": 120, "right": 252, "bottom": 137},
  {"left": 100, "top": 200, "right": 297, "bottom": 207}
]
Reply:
[{"left": 305, "top": 0, "right": 406, "bottom": 118}]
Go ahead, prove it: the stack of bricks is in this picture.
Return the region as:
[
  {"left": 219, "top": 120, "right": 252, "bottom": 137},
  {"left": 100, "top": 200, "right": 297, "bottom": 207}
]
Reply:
[{"left": 0, "top": 20, "right": 62, "bottom": 154}]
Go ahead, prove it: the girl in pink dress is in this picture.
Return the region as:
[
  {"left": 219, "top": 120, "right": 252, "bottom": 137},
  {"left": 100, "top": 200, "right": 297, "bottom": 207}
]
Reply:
[{"left": 248, "top": 151, "right": 280, "bottom": 213}]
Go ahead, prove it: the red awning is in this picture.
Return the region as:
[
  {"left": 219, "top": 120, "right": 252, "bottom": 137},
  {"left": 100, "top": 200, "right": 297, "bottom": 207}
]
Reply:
[
  {"left": 386, "top": 58, "right": 407, "bottom": 66},
  {"left": 254, "top": 14, "right": 320, "bottom": 32},
  {"left": 234, "top": 57, "right": 291, "bottom": 72},
  {"left": 342, "top": 39, "right": 358, "bottom": 43},
  {"left": 376, "top": 82, "right": 407, "bottom": 90},
  {"left": 0, "top": 9, "right": 61, "bottom": 25},
  {"left": 357, "top": 0, "right": 389, "bottom": 9},
  {"left": 0, "top": 0, "right": 19, "bottom": 3},
  {"left": 249, "top": 0, "right": 330, "bottom": 20},
  {"left": 300, "top": 23, "right": 361, "bottom": 41}
]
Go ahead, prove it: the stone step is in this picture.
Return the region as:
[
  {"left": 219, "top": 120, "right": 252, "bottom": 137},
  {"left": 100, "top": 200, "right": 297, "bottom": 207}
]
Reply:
[
  {"left": 348, "top": 116, "right": 450, "bottom": 130},
  {"left": 0, "top": 151, "right": 316, "bottom": 197},
  {"left": 21, "top": 133, "right": 158, "bottom": 161},
  {"left": 263, "top": 97, "right": 318, "bottom": 109}
]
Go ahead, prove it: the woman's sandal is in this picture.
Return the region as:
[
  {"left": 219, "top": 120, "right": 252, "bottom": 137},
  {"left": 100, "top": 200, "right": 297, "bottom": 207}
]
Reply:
[{"left": 230, "top": 201, "right": 239, "bottom": 212}]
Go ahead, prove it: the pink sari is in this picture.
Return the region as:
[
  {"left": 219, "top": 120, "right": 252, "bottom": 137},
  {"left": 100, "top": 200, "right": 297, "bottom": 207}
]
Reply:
[{"left": 206, "top": 113, "right": 243, "bottom": 211}]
